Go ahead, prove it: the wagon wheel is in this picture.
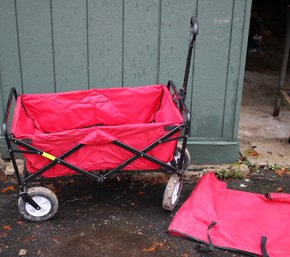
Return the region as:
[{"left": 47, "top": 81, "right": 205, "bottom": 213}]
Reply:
[
  {"left": 18, "top": 187, "right": 58, "bottom": 222},
  {"left": 172, "top": 143, "right": 191, "bottom": 170},
  {"left": 162, "top": 174, "right": 183, "bottom": 211}
]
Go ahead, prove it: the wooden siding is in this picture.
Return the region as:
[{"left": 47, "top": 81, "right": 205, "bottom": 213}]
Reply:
[{"left": 0, "top": 0, "right": 251, "bottom": 163}]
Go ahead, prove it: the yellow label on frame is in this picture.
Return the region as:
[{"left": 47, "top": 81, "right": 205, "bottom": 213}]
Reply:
[{"left": 42, "top": 152, "right": 56, "bottom": 161}]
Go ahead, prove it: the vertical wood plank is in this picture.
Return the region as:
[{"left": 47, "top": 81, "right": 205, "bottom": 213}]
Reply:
[
  {"left": 160, "top": 0, "right": 197, "bottom": 85},
  {"left": 222, "top": 0, "right": 249, "bottom": 139},
  {"left": 52, "top": 0, "right": 87, "bottom": 91},
  {"left": 17, "top": 0, "right": 54, "bottom": 94},
  {"left": 0, "top": 0, "right": 22, "bottom": 120},
  {"left": 88, "top": 0, "right": 122, "bottom": 88},
  {"left": 191, "top": 0, "right": 233, "bottom": 138},
  {"left": 233, "top": 0, "right": 252, "bottom": 137},
  {"left": 123, "top": 0, "right": 159, "bottom": 87},
  {"left": 160, "top": 0, "right": 197, "bottom": 132}
]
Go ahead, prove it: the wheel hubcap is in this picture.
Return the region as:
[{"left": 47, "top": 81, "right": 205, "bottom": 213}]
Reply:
[
  {"left": 174, "top": 151, "right": 181, "bottom": 164},
  {"left": 25, "top": 196, "right": 51, "bottom": 217}
]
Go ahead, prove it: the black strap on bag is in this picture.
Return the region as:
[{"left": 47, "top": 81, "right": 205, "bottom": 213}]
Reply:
[
  {"left": 261, "top": 236, "right": 270, "bottom": 257},
  {"left": 195, "top": 223, "right": 270, "bottom": 257},
  {"left": 195, "top": 221, "right": 217, "bottom": 257}
]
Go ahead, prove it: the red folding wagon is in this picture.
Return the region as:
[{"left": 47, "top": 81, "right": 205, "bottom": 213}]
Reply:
[{"left": 3, "top": 17, "right": 198, "bottom": 222}]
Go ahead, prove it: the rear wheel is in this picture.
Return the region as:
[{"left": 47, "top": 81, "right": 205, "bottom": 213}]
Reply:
[
  {"left": 18, "top": 187, "right": 58, "bottom": 222},
  {"left": 162, "top": 174, "right": 183, "bottom": 211}
]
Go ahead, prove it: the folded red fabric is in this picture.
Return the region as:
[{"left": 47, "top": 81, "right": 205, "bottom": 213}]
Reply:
[{"left": 168, "top": 172, "right": 290, "bottom": 257}]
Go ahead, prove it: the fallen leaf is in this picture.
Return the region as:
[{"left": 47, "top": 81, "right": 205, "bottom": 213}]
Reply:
[
  {"left": 16, "top": 221, "right": 24, "bottom": 225},
  {"left": 138, "top": 191, "right": 145, "bottom": 195},
  {"left": 275, "top": 169, "right": 286, "bottom": 177},
  {"left": 0, "top": 185, "right": 15, "bottom": 193},
  {"left": 277, "top": 187, "right": 283, "bottom": 192},
  {"left": 182, "top": 254, "right": 189, "bottom": 257},
  {"left": 246, "top": 148, "right": 260, "bottom": 158},
  {"left": 158, "top": 242, "right": 164, "bottom": 249},
  {"left": 143, "top": 242, "right": 164, "bottom": 252},
  {"left": 143, "top": 242, "right": 157, "bottom": 252},
  {"left": 8, "top": 177, "right": 16, "bottom": 183},
  {"left": 2, "top": 225, "right": 12, "bottom": 231},
  {"left": 22, "top": 235, "right": 36, "bottom": 243}
]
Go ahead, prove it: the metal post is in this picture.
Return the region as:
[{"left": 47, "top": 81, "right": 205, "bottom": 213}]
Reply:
[{"left": 273, "top": 6, "right": 290, "bottom": 117}]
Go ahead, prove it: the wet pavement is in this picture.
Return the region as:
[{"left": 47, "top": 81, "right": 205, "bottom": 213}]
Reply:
[{"left": 0, "top": 170, "right": 289, "bottom": 257}]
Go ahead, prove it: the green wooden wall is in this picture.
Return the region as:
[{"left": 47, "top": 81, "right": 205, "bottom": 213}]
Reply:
[{"left": 0, "top": 0, "right": 252, "bottom": 163}]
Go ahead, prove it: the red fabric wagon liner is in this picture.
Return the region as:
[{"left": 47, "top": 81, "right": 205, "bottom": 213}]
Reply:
[
  {"left": 11, "top": 85, "right": 183, "bottom": 178},
  {"left": 168, "top": 172, "right": 290, "bottom": 257}
]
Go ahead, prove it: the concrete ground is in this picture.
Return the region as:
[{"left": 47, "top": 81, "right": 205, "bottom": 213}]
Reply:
[
  {"left": 239, "top": 18, "right": 290, "bottom": 167},
  {"left": 239, "top": 70, "right": 290, "bottom": 167},
  {"left": 0, "top": 169, "right": 289, "bottom": 257}
]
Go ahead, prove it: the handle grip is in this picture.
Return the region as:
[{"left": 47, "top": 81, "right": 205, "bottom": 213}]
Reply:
[
  {"left": 182, "top": 16, "right": 198, "bottom": 96},
  {"left": 190, "top": 16, "right": 199, "bottom": 44}
]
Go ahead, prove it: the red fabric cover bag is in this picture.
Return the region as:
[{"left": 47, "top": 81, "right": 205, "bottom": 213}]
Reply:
[{"left": 168, "top": 172, "right": 290, "bottom": 257}]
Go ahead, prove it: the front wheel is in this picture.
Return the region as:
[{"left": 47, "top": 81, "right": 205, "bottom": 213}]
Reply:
[
  {"left": 162, "top": 174, "right": 183, "bottom": 211},
  {"left": 18, "top": 187, "right": 58, "bottom": 222}
]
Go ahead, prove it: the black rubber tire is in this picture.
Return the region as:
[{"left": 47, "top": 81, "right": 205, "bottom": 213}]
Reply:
[
  {"left": 162, "top": 174, "right": 183, "bottom": 211},
  {"left": 18, "top": 187, "right": 58, "bottom": 222},
  {"left": 173, "top": 143, "right": 191, "bottom": 170}
]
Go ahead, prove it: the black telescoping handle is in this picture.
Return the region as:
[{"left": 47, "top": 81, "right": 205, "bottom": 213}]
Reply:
[
  {"left": 182, "top": 16, "right": 198, "bottom": 98},
  {"left": 2, "top": 87, "right": 18, "bottom": 137}
]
